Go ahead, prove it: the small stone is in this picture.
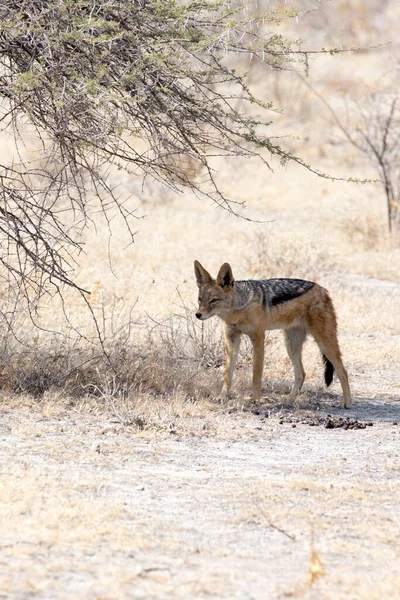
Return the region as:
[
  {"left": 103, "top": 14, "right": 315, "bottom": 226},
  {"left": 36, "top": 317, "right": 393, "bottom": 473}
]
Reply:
[
  {"left": 393, "top": 422, "right": 398, "bottom": 426},
  {"left": 292, "top": 424, "right": 296, "bottom": 428}
]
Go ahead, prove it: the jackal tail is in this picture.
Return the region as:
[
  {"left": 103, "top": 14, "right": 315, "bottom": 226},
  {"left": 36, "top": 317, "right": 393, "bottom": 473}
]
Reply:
[{"left": 322, "top": 354, "right": 334, "bottom": 387}]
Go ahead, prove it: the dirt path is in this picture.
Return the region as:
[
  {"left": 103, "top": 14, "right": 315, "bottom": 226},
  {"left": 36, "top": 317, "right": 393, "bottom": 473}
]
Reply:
[{"left": 1, "top": 385, "right": 400, "bottom": 600}]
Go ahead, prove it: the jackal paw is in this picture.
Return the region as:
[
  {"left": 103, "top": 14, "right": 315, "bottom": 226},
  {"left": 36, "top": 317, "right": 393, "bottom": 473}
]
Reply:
[
  {"left": 288, "top": 392, "right": 300, "bottom": 406},
  {"left": 250, "top": 395, "right": 261, "bottom": 404},
  {"left": 217, "top": 389, "right": 230, "bottom": 404}
]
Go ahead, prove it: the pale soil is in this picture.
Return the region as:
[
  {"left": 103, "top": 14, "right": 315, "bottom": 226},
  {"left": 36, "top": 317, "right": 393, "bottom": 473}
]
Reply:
[{"left": 1, "top": 364, "right": 399, "bottom": 600}]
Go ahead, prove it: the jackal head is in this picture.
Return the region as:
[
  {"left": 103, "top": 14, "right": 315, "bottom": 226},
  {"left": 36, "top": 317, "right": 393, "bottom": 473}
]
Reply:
[{"left": 194, "top": 260, "right": 235, "bottom": 320}]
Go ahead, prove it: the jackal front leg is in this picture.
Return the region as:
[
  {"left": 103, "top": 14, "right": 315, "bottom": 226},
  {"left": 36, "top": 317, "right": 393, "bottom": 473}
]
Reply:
[
  {"left": 250, "top": 332, "right": 265, "bottom": 402},
  {"left": 220, "top": 325, "right": 241, "bottom": 400}
]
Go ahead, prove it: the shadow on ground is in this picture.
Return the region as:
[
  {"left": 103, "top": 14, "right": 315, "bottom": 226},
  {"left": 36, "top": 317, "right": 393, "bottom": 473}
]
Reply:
[{"left": 239, "top": 384, "right": 400, "bottom": 425}]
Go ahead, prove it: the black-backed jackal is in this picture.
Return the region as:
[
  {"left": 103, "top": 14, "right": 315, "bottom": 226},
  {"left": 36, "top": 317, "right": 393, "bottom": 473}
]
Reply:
[{"left": 194, "top": 261, "right": 352, "bottom": 408}]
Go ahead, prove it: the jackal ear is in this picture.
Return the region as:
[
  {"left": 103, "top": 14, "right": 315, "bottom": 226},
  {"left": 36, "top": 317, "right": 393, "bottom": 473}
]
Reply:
[
  {"left": 216, "top": 263, "right": 234, "bottom": 289},
  {"left": 194, "top": 260, "right": 212, "bottom": 287}
]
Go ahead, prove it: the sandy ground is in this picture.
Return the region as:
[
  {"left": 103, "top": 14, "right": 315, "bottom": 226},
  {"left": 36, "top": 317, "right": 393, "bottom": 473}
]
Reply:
[{"left": 1, "top": 369, "right": 399, "bottom": 600}]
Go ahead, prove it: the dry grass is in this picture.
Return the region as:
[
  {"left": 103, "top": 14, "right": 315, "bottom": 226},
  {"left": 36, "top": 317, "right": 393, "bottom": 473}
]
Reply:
[{"left": 245, "top": 230, "right": 337, "bottom": 281}]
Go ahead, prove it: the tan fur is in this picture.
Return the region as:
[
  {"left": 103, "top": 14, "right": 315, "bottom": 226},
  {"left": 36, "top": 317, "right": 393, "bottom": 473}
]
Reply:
[{"left": 194, "top": 260, "right": 352, "bottom": 408}]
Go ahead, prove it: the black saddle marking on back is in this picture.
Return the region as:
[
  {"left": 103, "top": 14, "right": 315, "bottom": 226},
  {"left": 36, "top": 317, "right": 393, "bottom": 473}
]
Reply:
[{"left": 268, "top": 279, "right": 314, "bottom": 306}]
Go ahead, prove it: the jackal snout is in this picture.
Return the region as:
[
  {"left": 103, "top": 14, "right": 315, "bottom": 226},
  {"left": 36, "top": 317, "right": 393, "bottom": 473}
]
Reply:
[{"left": 195, "top": 309, "right": 211, "bottom": 320}]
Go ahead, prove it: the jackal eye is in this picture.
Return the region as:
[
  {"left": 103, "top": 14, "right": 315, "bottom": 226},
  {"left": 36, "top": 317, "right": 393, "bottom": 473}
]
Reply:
[{"left": 210, "top": 298, "right": 219, "bottom": 305}]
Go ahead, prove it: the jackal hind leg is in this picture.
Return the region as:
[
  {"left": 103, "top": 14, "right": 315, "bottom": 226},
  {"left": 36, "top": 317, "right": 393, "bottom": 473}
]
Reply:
[
  {"left": 220, "top": 325, "right": 241, "bottom": 402},
  {"left": 308, "top": 320, "right": 352, "bottom": 408},
  {"left": 284, "top": 326, "right": 307, "bottom": 403}
]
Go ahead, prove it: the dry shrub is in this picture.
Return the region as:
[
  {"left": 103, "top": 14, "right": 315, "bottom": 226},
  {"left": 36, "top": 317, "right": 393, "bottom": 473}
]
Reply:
[
  {"left": 340, "top": 211, "right": 386, "bottom": 250},
  {"left": 0, "top": 305, "right": 225, "bottom": 402},
  {"left": 245, "top": 231, "right": 336, "bottom": 281}
]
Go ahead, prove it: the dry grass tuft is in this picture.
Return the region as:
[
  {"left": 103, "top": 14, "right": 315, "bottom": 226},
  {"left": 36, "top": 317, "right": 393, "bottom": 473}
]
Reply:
[
  {"left": 308, "top": 527, "right": 326, "bottom": 587},
  {"left": 245, "top": 231, "right": 336, "bottom": 282},
  {"left": 340, "top": 211, "right": 388, "bottom": 251}
]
